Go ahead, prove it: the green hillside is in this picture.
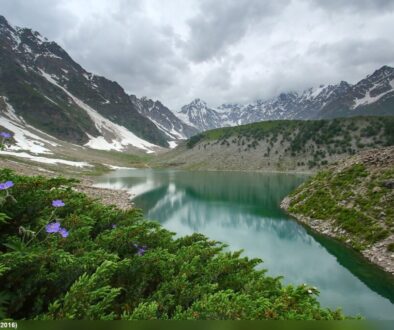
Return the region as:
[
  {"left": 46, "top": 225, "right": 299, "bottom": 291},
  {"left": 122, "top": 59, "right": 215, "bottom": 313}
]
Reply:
[
  {"left": 188, "top": 116, "right": 393, "bottom": 152},
  {"left": 156, "top": 116, "right": 394, "bottom": 172}
]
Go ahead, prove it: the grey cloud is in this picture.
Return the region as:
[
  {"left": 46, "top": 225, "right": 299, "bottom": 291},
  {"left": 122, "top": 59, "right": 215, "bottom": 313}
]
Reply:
[
  {"left": 1, "top": 0, "right": 394, "bottom": 110},
  {"left": 308, "top": 38, "right": 394, "bottom": 70},
  {"left": 184, "top": 0, "right": 290, "bottom": 63},
  {"left": 203, "top": 63, "right": 232, "bottom": 90},
  {"left": 65, "top": 14, "right": 187, "bottom": 91},
  {"left": 1, "top": 0, "right": 190, "bottom": 102},
  {"left": 308, "top": 0, "right": 394, "bottom": 13},
  {"left": 0, "top": 0, "right": 76, "bottom": 39}
]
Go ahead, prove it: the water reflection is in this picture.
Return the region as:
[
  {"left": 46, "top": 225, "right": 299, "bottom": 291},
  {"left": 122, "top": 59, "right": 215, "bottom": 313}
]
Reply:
[{"left": 95, "top": 169, "right": 394, "bottom": 319}]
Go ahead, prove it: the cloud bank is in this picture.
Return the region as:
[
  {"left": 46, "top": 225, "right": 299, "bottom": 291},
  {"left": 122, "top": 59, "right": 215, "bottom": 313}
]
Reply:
[{"left": 2, "top": 0, "right": 394, "bottom": 109}]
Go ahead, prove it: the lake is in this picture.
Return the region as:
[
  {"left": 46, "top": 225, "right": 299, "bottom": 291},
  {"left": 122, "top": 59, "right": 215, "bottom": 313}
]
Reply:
[{"left": 94, "top": 168, "right": 394, "bottom": 319}]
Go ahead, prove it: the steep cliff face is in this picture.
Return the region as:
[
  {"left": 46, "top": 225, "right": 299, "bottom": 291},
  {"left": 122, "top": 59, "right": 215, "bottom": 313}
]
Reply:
[{"left": 132, "top": 96, "right": 198, "bottom": 140}]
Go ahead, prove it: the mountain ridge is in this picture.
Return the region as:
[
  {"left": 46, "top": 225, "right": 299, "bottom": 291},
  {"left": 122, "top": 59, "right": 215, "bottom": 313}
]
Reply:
[{"left": 178, "top": 66, "right": 394, "bottom": 132}]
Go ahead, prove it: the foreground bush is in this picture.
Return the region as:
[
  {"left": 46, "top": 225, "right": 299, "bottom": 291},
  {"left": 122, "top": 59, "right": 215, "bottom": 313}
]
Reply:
[{"left": 0, "top": 169, "right": 346, "bottom": 320}]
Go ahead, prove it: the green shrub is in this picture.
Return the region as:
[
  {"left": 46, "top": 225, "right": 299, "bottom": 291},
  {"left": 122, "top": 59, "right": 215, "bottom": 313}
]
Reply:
[{"left": 187, "top": 134, "right": 204, "bottom": 148}]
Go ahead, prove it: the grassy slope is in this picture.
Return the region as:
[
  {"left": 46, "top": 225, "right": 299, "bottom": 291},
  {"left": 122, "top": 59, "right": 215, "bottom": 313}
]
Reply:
[
  {"left": 283, "top": 147, "right": 394, "bottom": 271},
  {"left": 155, "top": 116, "right": 394, "bottom": 171}
]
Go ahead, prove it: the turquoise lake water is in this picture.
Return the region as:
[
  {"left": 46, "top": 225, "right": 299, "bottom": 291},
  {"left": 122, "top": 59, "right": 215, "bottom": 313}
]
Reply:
[{"left": 95, "top": 168, "right": 394, "bottom": 319}]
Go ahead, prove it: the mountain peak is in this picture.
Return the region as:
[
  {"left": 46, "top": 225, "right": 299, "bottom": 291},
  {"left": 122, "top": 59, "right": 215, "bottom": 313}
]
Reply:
[
  {"left": 372, "top": 65, "right": 394, "bottom": 78},
  {"left": 190, "top": 98, "right": 207, "bottom": 107},
  {"left": 180, "top": 99, "right": 209, "bottom": 113},
  {"left": 278, "top": 92, "right": 298, "bottom": 102},
  {"left": 0, "top": 15, "right": 9, "bottom": 26},
  {"left": 0, "top": 15, "right": 14, "bottom": 33}
]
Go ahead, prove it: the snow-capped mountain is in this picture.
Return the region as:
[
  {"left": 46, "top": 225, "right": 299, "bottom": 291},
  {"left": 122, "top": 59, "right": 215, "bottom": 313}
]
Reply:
[
  {"left": 131, "top": 96, "right": 198, "bottom": 140},
  {"left": 178, "top": 66, "right": 394, "bottom": 131},
  {"left": 0, "top": 15, "right": 192, "bottom": 153},
  {"left": 178, "top": 99, "right": 226, "bottom": 131}
]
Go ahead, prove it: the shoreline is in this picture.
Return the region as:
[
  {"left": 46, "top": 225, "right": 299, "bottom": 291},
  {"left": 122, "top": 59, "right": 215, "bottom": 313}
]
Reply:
[
  {"left": 150, "top": 164, "right": 315, "bottom": 175},
  {"left": 280, "top": 196, "right": 394, "bottom": 276},
  {"left": 0, "top": 158, "right": 134, "bottom": 210},
  {"left": 77, "top": 178, "right": 134, "bottom": 210}
]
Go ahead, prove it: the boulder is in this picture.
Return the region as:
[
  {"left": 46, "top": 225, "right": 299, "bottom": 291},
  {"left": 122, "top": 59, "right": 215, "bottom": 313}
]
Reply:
[{"left": 382, "top": 179, "right": 394, "bottom": 189}]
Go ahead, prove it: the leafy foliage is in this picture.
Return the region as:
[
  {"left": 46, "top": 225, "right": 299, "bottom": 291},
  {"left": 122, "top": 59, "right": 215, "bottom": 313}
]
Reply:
[{"left": 0, "top": 169, "right": 347, "bottom": 320}]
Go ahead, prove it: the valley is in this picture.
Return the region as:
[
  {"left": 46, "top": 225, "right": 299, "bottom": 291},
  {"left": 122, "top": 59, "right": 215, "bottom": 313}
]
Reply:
[{"left": 0, "top": 11, "right": 394, "bottom": 321}]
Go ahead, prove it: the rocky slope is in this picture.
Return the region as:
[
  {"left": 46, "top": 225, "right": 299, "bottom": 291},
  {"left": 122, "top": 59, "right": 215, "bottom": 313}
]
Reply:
[
  {"left": 178, "top": 66, "right": 394, "bottom": 132},
  {"left": 131, "top": 96, "right": 198, "bottom": 141},
  {"left": 154, "top": 116, "right": 394, "bottom": 172},
  {"left": 281, "top": 147, "right": 394, "bottom": 274},
  {"left": 177, "top": 99, "right": 226, "bottom": 131},
  {"left": 0, "top": 15, "right": 192, "bottom": 153}
]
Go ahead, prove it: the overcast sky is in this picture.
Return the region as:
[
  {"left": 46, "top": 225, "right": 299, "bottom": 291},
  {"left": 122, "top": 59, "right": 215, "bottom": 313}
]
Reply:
[{"left": 1, "top": 0, "right": 394, "bottom": 109}]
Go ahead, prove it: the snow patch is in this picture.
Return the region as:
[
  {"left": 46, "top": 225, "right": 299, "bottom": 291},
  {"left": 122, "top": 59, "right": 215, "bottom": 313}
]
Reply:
[
  {"left": 176, "top": 111, "right": 196, "bottom": 128},
  {"left": 352, "top": 80, "right": 394, "bottom": 109},
  {"left": 23, "top": 44, "right": 32, "bottom": 54},
  {"left": 0, "top": 97, "right": 58, "bottom": 154},
  {"left": 42, "top": 52, "right": 62, "bottom": 60},
  {"left": 313, "top": 85, "right": 325, "bottom": 98},
  {"left": 38, "top": 69, "right": 158, "bottom": 153},
  {"left": 150, "top": 118, "right": 185, "bottom": 140},
  {"left": 85, "top": 135, "right": 122, "bottom": 151},
  {"left": 43, "top": 95, "right": 58, "bottom": 106},
  {"left": 168, "top": 141, "right": 178, "bottom": 149},
  {"left": 105, "top": 164, "right": 136, "bottom": 170},
  {"left": 0, "top": 151, "right": 92, "bottom": 167}
]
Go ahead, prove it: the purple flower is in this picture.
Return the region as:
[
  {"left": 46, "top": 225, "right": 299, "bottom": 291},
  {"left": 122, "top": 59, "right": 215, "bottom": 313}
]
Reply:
[
  {"left": 0, "top": 132, "right": 11, "bottom": 139},
  {"left": 134, "top": 244, "right": 147, "bottom": 256},
  {"left": 52, "top": 200, "right": 65, "bottom": 207},
  {"left": 5, "top": 181, "right": 14, "bottom": 188},
  {"left": 112, "top": 224, "right": 117, "bottom": 229},
  {"left": 58, "top": 227, "right": 69, "bottom": 238},
  {"left": 45, "top": 222, "right": 61, "bottom": 233},
  {"left": 0, "top": 181, "right": 14, "bottom": 190}
]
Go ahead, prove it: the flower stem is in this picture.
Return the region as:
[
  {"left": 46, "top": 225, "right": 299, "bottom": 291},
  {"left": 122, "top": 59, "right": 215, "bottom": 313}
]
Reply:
[{"left": 25, "top": 209, "right": 56, "bottom": 246}]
